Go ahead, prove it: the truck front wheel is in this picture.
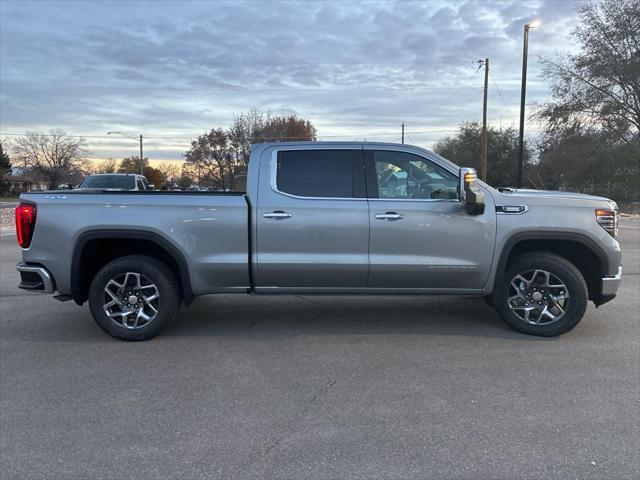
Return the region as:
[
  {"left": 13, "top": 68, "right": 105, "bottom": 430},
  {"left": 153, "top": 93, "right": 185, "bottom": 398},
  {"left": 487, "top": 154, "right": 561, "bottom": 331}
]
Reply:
[
  {"left": 88, "top": 255, "right": 180, "bottom": 341},
  {"left": 495, "top": 252, "right": 588, "bottom": 337}
]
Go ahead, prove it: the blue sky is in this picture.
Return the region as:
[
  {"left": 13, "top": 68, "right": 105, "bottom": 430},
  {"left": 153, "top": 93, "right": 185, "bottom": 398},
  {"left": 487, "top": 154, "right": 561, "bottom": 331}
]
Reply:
[{"left": 0, "top": 0, "right": 582, "bottom": 160}]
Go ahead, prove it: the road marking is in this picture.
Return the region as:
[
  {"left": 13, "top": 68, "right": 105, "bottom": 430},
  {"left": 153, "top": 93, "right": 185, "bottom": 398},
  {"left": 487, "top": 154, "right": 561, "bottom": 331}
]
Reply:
[{"left": 619, "top": 226, "right": 640, "bottom": 229}]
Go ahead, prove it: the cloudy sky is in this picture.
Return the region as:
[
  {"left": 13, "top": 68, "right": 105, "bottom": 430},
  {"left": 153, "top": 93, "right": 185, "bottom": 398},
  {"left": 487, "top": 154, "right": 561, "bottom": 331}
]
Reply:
[{"left": 0, "top": 0, "right": 582, "bottom": 161}]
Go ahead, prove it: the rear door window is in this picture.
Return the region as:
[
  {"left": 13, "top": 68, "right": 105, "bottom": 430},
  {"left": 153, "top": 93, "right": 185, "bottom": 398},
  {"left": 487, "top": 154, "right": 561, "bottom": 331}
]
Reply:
[{"left": 276, "top": 150, "right": 364, "bottom": 198}]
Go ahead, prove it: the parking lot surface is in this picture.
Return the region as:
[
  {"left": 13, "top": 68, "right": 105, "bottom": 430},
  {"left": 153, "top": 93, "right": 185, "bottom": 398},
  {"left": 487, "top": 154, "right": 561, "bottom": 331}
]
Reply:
[{"left": 1, "top": 219, "right": 638, "bottom": 479}]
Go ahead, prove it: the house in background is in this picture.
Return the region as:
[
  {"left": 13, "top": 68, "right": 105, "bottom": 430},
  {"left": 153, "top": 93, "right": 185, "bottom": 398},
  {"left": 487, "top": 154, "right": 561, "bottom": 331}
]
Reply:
[{"left": 8, "top": 175, "right": 49, "bottom": 194}]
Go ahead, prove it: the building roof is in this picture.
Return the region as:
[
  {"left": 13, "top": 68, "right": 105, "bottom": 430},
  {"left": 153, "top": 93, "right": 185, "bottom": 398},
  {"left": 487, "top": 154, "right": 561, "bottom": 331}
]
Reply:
[{"left": 8, "top": 175, "right": 47, "bottom": 183}]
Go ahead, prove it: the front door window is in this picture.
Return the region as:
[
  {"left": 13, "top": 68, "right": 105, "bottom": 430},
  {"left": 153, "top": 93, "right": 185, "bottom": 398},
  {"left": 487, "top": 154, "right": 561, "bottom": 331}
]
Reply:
[{"left": 373, "top": 150, "right": 458, "bottom": 200}]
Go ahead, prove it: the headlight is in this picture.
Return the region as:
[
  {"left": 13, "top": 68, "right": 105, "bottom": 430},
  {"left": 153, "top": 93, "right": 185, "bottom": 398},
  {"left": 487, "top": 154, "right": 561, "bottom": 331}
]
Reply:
[{"left": 595, "top": 208, "right": 618, "bottom": 238}]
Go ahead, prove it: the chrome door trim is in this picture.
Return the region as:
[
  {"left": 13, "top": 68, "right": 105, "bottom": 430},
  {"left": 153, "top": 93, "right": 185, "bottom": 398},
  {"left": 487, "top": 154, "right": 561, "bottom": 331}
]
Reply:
[
  {"left": 362, "top": 143, "right": 460, "bottom": 176},
  {"left": 369, "top": 198, "right": 460, "bottom": 203}
]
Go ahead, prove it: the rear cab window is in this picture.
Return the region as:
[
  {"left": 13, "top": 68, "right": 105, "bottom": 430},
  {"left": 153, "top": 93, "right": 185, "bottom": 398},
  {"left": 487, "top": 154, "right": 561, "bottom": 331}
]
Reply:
[
  {"left": 78, "top": 175, "right": 136, "bottom": 190},
  {"left": 276, "top": 150, "right": 365, "bottom": 198}
]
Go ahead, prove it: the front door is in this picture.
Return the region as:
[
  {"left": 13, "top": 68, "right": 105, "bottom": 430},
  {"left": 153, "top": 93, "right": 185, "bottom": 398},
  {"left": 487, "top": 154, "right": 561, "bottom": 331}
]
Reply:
[
  {"left": 255, "top": 147, "right": 369, "bottom": 288},
  {"left": 365, "top": 147, "right": 496, "bottom": 291}
]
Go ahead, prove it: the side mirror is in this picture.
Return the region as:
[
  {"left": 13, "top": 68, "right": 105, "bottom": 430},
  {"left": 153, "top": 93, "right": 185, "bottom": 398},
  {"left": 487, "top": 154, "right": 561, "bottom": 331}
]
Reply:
[{"left": 459, "top": 167, "right": 485, "bottom": 215}]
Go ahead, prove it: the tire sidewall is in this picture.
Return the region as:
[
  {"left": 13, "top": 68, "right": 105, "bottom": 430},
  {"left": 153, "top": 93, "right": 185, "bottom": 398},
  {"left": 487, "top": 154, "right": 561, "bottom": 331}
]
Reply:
[
  {"left": 89, "top": 256, "right": 179, "bottom": 341},
  {"left": 496, "top": 253, "right": 588, "bottom": 337}
]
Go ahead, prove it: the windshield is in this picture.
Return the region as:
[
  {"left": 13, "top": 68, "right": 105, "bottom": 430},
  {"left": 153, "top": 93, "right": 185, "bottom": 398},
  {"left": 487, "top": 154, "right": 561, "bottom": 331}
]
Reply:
[{"left": 78, "top": 175, "right": 136, "bottom": 190}]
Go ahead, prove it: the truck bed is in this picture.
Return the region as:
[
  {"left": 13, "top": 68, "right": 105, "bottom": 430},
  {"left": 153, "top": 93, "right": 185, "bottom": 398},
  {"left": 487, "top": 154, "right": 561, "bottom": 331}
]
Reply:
[{"left": 20, "top": 191, "right": 251, "bottom": 297}]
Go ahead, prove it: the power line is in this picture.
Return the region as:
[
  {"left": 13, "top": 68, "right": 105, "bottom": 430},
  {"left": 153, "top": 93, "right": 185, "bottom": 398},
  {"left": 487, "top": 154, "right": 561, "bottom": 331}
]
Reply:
[
  {"left": 489, "top": 70, "right": 509, "bottom": 107},
  {"left": 0, "top": 129, "right": 458, "bottom": 140},
  {"left": 0, "top": 81, "right": 481, "bottom": 92},
  {"left": 0, "top": 59, "right": 462, "bottom": 67}
]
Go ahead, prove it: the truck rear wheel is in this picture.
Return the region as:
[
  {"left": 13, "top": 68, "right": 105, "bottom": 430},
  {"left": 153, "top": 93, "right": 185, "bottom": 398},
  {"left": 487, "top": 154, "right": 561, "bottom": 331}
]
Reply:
[
  {"left": 495, "top": 252, "right": 588, "bottom": 337},
  {"left": 88, "top": 255, "right": 179, "bottom": 341}
]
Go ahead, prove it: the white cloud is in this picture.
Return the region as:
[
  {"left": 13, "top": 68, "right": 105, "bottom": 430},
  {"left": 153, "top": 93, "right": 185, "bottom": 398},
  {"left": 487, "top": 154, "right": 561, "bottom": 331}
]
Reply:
[{"left": 0, "top": 0, "right": 583, "bottom": 159}]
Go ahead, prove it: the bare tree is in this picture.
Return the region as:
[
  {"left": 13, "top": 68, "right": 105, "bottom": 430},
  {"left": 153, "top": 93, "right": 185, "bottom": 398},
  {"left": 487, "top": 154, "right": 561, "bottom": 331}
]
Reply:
[
  {"left": 156, "top": 161, "right": 181, "bottom": 188},
  {"left": 12, "top": 129, "right": 90, "bottom": 188},
  {"left": 184, "top": 109, "right": 317, "bottom": 190},
  {"left": 228, "top": 109, "right": 317, "bottom": 166}
]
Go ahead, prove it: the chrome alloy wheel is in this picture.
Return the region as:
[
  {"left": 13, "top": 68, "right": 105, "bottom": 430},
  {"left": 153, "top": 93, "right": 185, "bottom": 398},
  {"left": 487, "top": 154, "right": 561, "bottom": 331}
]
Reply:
[
  {"left": 507, "top": 269, "right": 569, "bottom": 325},
  {"left": 103, "top": 272, "right": 160, "bottom": 329}
]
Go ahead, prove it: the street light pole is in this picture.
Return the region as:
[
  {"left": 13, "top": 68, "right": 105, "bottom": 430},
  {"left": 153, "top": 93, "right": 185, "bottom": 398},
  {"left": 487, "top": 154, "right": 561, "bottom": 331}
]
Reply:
[
  {"left": 480, "top": 58, "right": 489, "bottom": 182},
  {"left": 517, "top": 21, "right": 539, "bottom": 188}
]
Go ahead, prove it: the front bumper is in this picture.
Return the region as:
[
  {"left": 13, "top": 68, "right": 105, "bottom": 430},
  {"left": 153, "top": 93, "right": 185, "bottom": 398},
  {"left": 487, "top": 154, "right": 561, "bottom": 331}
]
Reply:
[
  {"left": 16, "top": 263, "right": 56, "bottom": 294},
  {"left": 595, "top": 266, "right": 622, "bottom": 306}
]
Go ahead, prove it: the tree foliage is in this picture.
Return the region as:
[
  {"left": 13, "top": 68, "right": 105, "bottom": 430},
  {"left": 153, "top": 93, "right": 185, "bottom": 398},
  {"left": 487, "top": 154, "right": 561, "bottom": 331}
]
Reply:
[
  {"left": 535, "top": 0, "right": 640, "bottom": 201},
  {"left": 0, "top": 142, "right": 12, "bottom": 195},
  {"left": 94, "top": 158, "right": 117, "bottom": 174},
  {"left": 537, "top": 126, "right": 639, "bottom": 200},
  {"left": 117, "top": 156, "right": 165, "bottom": 188},
  {"left": 183, "top": 128, "right": 238, "bottom": 190},
  {"left": 537, "top": 0, "right": 640, "bottom": 138},
  {"left": 11, "top": 129, "right": 90, "bottom": 189},
  {"left": 433, "top": 122, "right": 532, "bottom": 187},
  {"left": 184, "top": 109, "right": 317, "bottom": 190},
  {"left": 142, "top": 166, "right": 165, "bottom": 188},
  {"left": 118, "top": 156, "right": 149, "bottom": 174}
]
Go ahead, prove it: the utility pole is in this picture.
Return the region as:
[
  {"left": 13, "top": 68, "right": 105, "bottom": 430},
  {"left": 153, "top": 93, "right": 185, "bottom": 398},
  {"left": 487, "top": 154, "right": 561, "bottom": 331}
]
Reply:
[
  {"left": 480, "top": 58, "right": 489, "bottom": 182},
  {"left": 107, "top": 130, "right": 145, "bottom": 176},
  {"left": 401, "top": 123, "right": 405, "bottom": 144},
  {"left": 139, "top": 134, "right": 144, "bottom": 175}
]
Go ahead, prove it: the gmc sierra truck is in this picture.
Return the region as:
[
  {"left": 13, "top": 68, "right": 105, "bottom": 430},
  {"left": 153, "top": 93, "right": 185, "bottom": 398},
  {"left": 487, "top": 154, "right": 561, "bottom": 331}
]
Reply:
[{"left": 15, "top": 142, "right": 622, "bottom": 340}]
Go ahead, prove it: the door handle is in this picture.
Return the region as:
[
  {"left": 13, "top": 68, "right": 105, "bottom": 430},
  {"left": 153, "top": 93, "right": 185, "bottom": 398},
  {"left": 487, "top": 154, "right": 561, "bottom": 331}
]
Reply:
[
  {"left": 375, "top": 212, "right": 404, "bottom": 221},
  {"left": 263, "top": 211, "right": 292, "bottom": 219}
]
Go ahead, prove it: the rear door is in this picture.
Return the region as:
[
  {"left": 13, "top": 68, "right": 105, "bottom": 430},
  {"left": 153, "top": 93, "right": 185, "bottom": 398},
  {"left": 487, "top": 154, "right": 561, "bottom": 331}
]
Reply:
[
  {"left": 255, "top": 146, "right": 369, "bottom": 288},
  {"left": 365, "top": 147, "right": 496, "bottom": 291}
]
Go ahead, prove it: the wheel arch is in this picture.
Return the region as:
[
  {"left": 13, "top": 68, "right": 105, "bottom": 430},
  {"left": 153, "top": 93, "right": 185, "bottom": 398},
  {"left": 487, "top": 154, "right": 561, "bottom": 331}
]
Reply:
[
  {"left": 71, "top": 229, "right": 194, "bottom": 306},
  {"left": 494, "top": 232, "right": 608, "bottom": 302}
]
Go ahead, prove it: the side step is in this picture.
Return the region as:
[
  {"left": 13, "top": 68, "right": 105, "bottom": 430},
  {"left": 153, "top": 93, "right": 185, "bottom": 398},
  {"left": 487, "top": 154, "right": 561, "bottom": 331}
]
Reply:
[{"left": 54, "top": 294, "right": 73, "bottom": 302}]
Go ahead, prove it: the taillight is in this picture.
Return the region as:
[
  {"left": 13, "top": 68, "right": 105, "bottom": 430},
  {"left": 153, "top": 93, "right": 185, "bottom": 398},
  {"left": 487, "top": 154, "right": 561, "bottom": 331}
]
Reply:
[
  {"left": 595, "top": 208, "right": 617, "bottom": 238},
  {"left": 15, "top": 204, "right": 37, "bottom": 248}
]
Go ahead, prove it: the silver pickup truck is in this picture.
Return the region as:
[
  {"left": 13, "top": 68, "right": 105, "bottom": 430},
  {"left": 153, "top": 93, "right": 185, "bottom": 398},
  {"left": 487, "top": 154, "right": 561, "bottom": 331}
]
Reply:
[{"left": 15, "top": 142, "right": 622, "bottom": 340}]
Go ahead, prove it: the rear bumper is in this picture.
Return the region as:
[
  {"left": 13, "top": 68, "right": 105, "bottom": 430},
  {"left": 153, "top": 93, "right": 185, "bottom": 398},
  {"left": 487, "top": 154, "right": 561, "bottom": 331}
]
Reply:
[
  {"left": 595, "top": 266, "right": 622, "bottom": 306},
  {"left": 16, "top": 263, "right": 56, "bottom": 294}
]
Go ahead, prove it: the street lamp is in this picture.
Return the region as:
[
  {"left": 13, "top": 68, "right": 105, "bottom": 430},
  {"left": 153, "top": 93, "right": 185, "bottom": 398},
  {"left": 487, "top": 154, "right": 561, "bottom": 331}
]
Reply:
[
  {"left": 107, "top": 131, "right": 144, "bottom": 175},
  {"left": 517, "top": 20, "right": 540, "bottom": 188}
]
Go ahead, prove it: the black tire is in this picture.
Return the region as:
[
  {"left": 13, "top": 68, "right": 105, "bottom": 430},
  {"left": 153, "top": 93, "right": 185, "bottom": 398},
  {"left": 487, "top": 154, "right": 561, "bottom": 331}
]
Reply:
[
  {"left": 88, "top": 255, "right": 180, "bottom": 341},
  {"left": 494, "top": 252, "right": 588, "bottom": 337}
]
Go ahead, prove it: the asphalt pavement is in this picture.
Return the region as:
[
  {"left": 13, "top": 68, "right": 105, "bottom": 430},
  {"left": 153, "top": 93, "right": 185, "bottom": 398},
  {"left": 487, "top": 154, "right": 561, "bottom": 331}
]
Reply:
[{"left": 1, "top": 219, "right": 638, "bottom": 479}]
